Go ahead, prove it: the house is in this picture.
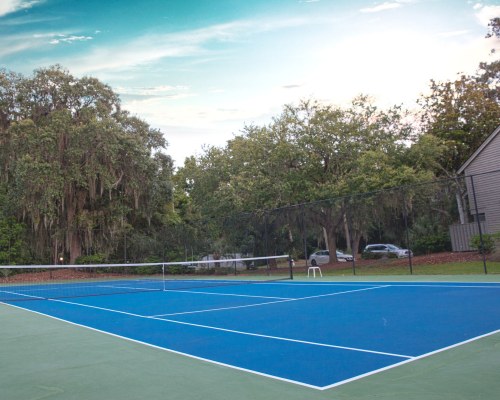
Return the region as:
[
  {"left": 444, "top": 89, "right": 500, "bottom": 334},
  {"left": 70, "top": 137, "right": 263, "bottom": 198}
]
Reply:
[{"left": 451, "top": 125, "right": 500, "bottom": 250}]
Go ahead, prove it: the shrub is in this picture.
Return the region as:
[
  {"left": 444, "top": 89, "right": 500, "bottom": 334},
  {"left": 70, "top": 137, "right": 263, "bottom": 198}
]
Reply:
[
  {"left": 361, "top": 252, "right": 397, "bottom": 260},
  {"left": 470, "top": 233, "right": 499, "bottom": 254},
  {"left": 0, "top": 268, "right": 12, "bottom": 278},
  {"left": 75, "top": 254, "right": 107, "bottom": 265},
  {"left": 361, "top": 252, "right": 378, "bottom": 260},
  {"left": 412, "top": 233, "right": 451, "bottom": 255},
  {"left": 167, "top": 264, "right": 185, "bottom": 275},
  {"left": 135, "top": 265, "right": 162, "bottom": 275},
  {"left": 0, "top": 216, "right": 28, "bottom": 265}
]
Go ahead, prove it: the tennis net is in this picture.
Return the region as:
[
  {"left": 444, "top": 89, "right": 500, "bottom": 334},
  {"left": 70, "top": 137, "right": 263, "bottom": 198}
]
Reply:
[{"left": 0, "top": 255, "right": 293, "bottom": 302}]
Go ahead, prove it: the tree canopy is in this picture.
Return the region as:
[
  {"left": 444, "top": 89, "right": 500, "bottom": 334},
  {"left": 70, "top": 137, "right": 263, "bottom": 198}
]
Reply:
[{"left": 0, "top": 66, "right": 173, "bottom": 264}]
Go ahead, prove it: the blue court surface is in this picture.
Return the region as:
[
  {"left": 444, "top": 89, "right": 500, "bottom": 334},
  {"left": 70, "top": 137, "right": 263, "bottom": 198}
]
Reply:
[{"left": 3, "top": 279, "right": 500, "bottom": 390}]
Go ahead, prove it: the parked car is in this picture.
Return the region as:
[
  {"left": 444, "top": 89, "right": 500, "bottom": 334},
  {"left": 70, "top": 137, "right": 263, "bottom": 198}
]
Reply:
[
  {"left": 362, "top": 244, "right": 412, "bottom": 259},
  {"left": 308, "top": 250, "right": 354, "bottom": 266}
]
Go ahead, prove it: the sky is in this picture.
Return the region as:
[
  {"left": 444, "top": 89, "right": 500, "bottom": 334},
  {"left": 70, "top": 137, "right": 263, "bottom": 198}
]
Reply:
[{"left": 1, "top": 0, "right": 500, "bottom": 166}]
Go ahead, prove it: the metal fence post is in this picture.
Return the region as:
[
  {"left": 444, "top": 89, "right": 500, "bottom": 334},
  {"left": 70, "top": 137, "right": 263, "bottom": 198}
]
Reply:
[
  {"left": 470, "top": 175, "right": 488, "bottom": 274},
  {"left": 345, "top": 201, "right": 356, "bottom": 275},
  {"left": 402, "top": 189, "right": 413, "bottom": 275},
  {"left": 301, "top": 205, "right": 309, "bottom": 267}
]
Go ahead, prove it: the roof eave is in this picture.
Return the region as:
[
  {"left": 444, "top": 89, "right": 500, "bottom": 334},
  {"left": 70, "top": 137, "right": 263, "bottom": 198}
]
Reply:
[{"left": 457, "top": 124, "right": 500, "bottom": 175}]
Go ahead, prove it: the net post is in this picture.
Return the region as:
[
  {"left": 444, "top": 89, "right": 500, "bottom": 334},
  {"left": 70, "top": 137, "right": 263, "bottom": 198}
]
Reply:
[
  {"left": 288, "top": 256, "right": 294, "bottom": 280},
  {"left": 470, "top": 175, "right": 488, "bottom": 274}
]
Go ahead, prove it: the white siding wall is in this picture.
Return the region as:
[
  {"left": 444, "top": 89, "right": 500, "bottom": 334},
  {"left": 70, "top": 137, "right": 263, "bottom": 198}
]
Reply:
[{"left": 464, "top": 132, "right": 500, "bottom": 234}]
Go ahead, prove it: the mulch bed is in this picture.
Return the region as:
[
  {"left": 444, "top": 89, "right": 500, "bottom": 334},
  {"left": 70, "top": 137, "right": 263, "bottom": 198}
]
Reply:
[{"left": 0, "top": 268, "right": 128, "bottom": 283}]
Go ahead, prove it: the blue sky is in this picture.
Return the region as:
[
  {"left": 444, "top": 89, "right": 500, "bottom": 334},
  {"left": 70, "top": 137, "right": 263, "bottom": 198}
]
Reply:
[{"left": 1, "top": 0, "right": 499, "bottom": 166}]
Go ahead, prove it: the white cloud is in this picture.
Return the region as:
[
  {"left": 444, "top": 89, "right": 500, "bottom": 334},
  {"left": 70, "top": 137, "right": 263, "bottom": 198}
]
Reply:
[
  {"left": 64, "top": 28, "right": 227, "bottom": 74},
  {"left": 0, "top": 32, "right": 49, "bottom": 57},
  {"left": 117, "top": 85, "right": 191, "bottom": 101},
  {"left": 0, "top": 36, "right": 37, "bottom": 57},
  {"left": 5, "top": 4, "right": 491, "bottom": 167},
  {"left": 115, "top": 19, "right": 495, "bottom": 166},
  {"left": 50, "top": 35, "right": 93, "bottom": 45},
  {"left": 0, "top": 31, "right": 94, "bottom": 58},
  {"left": 360, "top": 2, "right": 402, "bottom": 13},
  {"left": 124, "top": 85, "right": 190, "bottom": 95},
  {"left": 474, "top": 3, "right": 500, "bottom": 54},
  {"left": 62, "top": 17, "right": 310, "bottom": 75},
  {"left": 301, "top": 28, "right": 493, "bottom": 110},
  {"left": 438, "top": 30, "right": 470, "bottom": 38},
  {"left": 474, "top": 4, "right": 500, "bottom": 26},
  {"left": 0, "top": 0, "right": 41, "bottom": 17}
]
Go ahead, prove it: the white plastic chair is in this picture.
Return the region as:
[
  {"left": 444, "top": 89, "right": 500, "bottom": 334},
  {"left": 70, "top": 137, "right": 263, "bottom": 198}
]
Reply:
[{"left": 307, "top": 266, "right": 322, "bottom": 278}]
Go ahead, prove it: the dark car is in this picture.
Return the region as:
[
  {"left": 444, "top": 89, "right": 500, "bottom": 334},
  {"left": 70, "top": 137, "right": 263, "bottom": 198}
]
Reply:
[{"left": 362, "top": 244, "right": 412, "bottom": 259}]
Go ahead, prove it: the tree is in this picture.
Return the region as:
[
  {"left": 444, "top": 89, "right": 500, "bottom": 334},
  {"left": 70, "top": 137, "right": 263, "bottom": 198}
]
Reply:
[
  {"left": 0, "top": 184, "right": 28, "bottom": 265},
  {"left": 416, "top": 18, "right": 500, "bottom": 226},
  {"left": 485, "top": 17, "right": 500, "bottom": 50},
  {"left": 178, "top": 96, "right": 435, "bottom": 261},
  {"left": 0, "top": 216, "right": 26, "bottom": 265},
  {"left": 419, "top": 76, "right": 500, "bottom": 174},
  {"left": 419, "top": 17, "right": 500, "bottom": 175},
  {"left": 477, "top": 18, "right": 500, "bottom": 105},
  {"left": 0, "top": 66, "right": 172, "bottom": 263}
]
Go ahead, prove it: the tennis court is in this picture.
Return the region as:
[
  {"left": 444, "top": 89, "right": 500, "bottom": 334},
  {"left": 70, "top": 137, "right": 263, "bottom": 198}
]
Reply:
[{"left": 2, "top": 270, "right": 499, "bottom": 391}]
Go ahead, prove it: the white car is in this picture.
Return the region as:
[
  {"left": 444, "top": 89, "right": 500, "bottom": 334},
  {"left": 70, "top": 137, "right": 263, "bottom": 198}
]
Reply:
[{"left": 308, "top": 250, "right": 354, "bottom": 266}]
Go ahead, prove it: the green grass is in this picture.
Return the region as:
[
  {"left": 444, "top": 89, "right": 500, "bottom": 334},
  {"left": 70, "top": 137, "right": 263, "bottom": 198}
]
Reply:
[
  {"left": 412, "top": 261, "right": 500, "bottom": 275},
  {"left": 300, "top": 261, "right": 500, "bottom": 277}
]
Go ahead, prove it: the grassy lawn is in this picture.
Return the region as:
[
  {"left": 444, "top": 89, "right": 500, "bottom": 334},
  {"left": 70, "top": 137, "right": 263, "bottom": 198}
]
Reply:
[{"left": 296, "top": 260, "right": 500, "bottom": 277}]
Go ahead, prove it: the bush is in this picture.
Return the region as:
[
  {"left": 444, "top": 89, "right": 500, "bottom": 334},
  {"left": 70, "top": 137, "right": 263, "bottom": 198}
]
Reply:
[
  {"left": 470, "top": 233, "right": 499, "bottom": 254},
  {"left": 135, "top": 265, "right": 163, "bottom": 275},
  {"left": 75, "top": 254, "right": 107, "bottom": 265},
  {"left": 412, "top": 233, "right": 451, "bottom": 255},
  {"left": 167, "top": 264, "right": 185, "bottom": 275},
  {"left": 361, "top": 252, "right": 378, "bottom": 260},
  {"left": 0, "top": 268, "right": 12, "bottom": 278},
  {"left": 0, "top": 216, "right": 29, "bottom": 265},
  {"left": 361, "top": 252, "right": 397, "bottom": 260}
]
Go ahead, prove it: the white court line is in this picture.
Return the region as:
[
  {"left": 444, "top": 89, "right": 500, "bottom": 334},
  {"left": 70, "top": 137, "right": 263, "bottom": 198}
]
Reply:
[
  {"left": 158, "top": 316, "right": 413, "bottom": 359},
  {"left": 368, "top": 283, "right": 500, "bottom": 289},
  {"left": 97, "top": 284, "right": 161, "bottom": 292},
  {"left": 49, "top": 294, "right": 411, "bottom": 359},
  {"left": 86, "top": 286, "right": 293, "bottom": 302},
  {"left": 151, "top": 285, "right": 390, "bottom": 317},
  {"left": 1, "top": 301, "right": 323, "bottom": 390},
  {"left": 0, "top": 279, "right": 163, "bottom": 294},
  {"left": 4, "top": 299, "right": 498, "bottom": 391},
  {"left": 0, "top": 290, "right": 45, "bottom": 300},
  {"left": 319, "top": 329, "right": 500, "bottom": 390},
  {"left": 262, "top": 281, "right": 500, "bottom": 289},
  {"left": 164, "top": 289, "right": 292, "bottom": 300},
  {"left": 4, "top": 280, "right": 496, "bottom": 298},
  {"left": 151, "top": 299, "right": 293, "bottom": 317},
  {"left": 3, "top": 292, "right": 499, "bottom": 391}
]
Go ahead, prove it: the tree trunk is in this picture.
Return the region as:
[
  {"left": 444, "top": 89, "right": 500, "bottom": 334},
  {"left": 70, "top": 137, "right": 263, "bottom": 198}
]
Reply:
[
  {"left": 327, "top": 232, "right": 338, "bottom": 263},
  {"left": 352, "top": 232, "right": 362, "bottom": 257},
  {"left": 322, "top": 227, "right": 329, "bottom": 250},
  {"left": 455, "top": 187, "right": 466, "bottom": 224},
  {"left": 343, "top": 212, "right": 351, "bottom": 252},
  {"left": 69, "top": 231, "right": 82, "bottom": 264}
]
